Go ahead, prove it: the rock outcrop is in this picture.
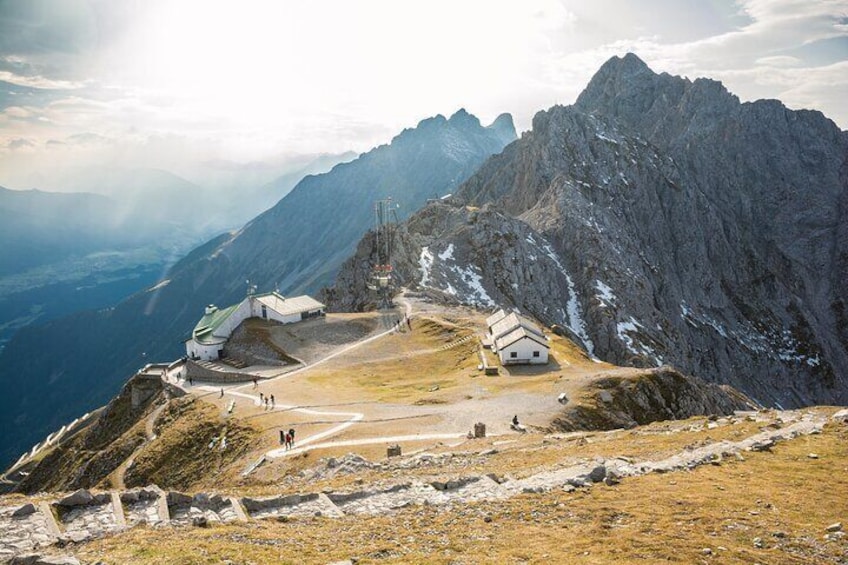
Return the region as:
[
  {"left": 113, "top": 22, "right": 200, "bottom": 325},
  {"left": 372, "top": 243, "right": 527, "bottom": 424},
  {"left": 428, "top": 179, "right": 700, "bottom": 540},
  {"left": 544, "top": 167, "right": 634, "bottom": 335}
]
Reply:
[{"left": 549, "top": 367, "right": 753, "bottom": 432}]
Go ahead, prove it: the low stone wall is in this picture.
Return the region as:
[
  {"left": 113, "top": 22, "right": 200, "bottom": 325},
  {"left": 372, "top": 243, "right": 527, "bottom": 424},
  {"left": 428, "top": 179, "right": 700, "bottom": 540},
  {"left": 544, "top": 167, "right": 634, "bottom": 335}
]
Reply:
[{"left": 185, "top": 360, "right": 253, "bottom": 384}]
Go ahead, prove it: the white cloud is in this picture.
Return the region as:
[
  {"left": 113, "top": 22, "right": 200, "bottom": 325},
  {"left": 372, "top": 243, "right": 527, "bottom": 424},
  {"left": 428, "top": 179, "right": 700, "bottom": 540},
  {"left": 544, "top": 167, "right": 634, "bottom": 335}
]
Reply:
[
  {"left": 0, "top": 0, "right": 846, "bottom": 190},
  {"left": 0, "top": 70, "right": 83, "bottom": 90}
]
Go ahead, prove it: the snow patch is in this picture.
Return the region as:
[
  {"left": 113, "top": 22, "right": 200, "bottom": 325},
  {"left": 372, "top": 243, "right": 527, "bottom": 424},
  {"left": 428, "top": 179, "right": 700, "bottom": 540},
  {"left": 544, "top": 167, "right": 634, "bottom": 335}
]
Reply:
[
  {"left": 419, "top": 246, "right": 434, "bottom": 286},
  {"left": 617, "top": 317, "right": 663, "bottom": 366},
  {"left": 418, "top": 244, "right": 493, "bottom": 307},
  {"left": 595, "top": 280, "right": 616, "bottom": 308},
  {"left": 453, "top": 264, "right": 494, "bottom": 307},
  {"left": 438, "top": 244, "right": 455, "bottom": 261},
  {"left": 525, "top": 234, "right": 594, "bottom": 356}
]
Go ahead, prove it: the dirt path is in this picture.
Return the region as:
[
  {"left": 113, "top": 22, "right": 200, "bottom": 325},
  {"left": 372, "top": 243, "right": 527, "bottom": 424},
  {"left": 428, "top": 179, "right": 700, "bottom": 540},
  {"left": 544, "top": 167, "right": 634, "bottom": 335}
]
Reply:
[
  {"left": 192, "top": 293, "right": 419, "bottom": 470},
  {"left": 111, "top": 401, "right": 169, "bottom": 490}
]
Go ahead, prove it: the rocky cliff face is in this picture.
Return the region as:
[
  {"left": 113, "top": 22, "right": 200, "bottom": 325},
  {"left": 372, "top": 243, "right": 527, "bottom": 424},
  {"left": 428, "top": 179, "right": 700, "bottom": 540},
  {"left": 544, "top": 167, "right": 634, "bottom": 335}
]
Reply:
[
  {"left": 327, "top": 54, "right": 848, "bottom": 408},
  {"left": 0, "top": 110, "right": 516, "bottom": 470}
]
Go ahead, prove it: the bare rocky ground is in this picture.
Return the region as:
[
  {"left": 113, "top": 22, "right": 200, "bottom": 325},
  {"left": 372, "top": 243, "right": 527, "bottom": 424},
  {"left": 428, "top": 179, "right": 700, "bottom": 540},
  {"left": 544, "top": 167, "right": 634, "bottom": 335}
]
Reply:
[{"left": 265, "top": 313, "right": 387, "bottom": 365}]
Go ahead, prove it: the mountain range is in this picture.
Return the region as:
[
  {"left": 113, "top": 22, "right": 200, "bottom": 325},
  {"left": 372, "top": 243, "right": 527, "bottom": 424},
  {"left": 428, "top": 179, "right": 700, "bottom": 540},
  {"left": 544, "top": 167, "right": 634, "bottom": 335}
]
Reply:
[
  {"left": 0, "top": 110, "right": 516, "bottom": 468},
  {"left": 328, "top": 53, "right": 848, "bottom": 409}
]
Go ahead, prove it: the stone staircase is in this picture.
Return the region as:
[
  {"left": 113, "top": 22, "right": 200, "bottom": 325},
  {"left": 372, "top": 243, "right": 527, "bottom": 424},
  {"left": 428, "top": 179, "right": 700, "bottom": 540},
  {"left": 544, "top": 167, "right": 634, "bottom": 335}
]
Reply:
[{"left": 438, "top": 334, "right": 476, "bottom": 351}]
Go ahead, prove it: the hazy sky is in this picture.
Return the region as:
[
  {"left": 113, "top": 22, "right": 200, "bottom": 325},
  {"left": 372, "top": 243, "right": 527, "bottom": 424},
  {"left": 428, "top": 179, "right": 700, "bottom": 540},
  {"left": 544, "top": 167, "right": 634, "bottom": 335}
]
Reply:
[{"left": 1, "top": 0, "right": 846, "bottom": 190}]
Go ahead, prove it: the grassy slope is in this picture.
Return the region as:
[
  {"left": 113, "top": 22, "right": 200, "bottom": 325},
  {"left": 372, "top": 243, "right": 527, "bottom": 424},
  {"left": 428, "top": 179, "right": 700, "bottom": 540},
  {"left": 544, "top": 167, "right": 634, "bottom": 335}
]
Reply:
[{"left": 125, "top": 397, "right": 259, "bottom": 491}]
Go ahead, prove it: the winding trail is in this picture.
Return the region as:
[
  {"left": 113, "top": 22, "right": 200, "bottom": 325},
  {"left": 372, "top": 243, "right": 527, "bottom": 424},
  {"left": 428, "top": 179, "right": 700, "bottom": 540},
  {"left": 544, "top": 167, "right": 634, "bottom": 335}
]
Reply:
[{"left": 192, "top": 293, "right": 430, "bottom": 466}]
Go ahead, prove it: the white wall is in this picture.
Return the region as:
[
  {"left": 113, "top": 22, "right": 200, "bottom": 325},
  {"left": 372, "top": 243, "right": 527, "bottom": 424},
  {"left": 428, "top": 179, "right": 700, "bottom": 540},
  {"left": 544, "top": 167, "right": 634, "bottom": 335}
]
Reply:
[
  {"left": 186, "top": 339, "right": 224, "bottom": 361},
  {"left": 214, "top": 299, "right": 252, "bottom": 338},
  {"left": 498, "top": 337, "right": 548, "bottom": 365}
]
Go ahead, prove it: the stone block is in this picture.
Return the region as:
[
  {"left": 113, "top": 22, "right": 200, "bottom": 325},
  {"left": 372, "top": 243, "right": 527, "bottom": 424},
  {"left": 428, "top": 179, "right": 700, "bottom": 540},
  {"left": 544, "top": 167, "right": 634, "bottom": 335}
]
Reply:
[
  {"left": 119, "top": 491, "right": 139, "bottom": 504},
  {"left": 386, "top": 445, "right": 402, "bottom": 458},
  {"left": 166, "top": 492, "right": 193, "bottom": 507}
]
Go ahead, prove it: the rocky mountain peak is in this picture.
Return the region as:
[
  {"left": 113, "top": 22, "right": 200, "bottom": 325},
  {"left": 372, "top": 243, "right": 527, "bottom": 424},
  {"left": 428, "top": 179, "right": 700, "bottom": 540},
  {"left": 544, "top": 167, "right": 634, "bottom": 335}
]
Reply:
[
  {"left": 448, "top": 107, "right": 482, "bottom": 129},
  {"left": 331, "top": 56, "right": 848, "bottom": 409},
  {"left": 487, "top": 113, "right": 517, "bottom": 146},
  {"left": 577, "top": 53, "right": 655, "bottom": 101}
]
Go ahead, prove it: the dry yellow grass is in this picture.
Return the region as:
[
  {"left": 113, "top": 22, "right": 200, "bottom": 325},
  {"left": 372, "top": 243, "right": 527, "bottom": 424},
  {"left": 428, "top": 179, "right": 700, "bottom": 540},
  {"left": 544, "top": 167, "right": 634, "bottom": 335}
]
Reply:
[{"left": 73, "top": 419, "right": 848, "bottom": 564}]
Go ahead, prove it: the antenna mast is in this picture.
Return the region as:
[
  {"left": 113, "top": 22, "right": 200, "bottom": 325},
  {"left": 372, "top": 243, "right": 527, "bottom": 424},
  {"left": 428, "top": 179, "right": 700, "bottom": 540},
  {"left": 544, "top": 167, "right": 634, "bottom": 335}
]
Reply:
[{"left": 367, "top": 197, "right": 400, "bottom": 309}]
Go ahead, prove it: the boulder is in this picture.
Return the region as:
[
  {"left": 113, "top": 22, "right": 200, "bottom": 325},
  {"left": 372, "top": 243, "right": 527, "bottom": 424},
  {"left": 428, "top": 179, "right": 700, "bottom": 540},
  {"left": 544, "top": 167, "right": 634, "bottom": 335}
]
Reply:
[
  {"left": 11, "top": 502, "right": 37, "bottom": 517},
  {"left": 588, "top": 465, "right": 607, "bottom": 483},
  {"left": 57, "top": 489, "right": 93, "bottom": 507}
]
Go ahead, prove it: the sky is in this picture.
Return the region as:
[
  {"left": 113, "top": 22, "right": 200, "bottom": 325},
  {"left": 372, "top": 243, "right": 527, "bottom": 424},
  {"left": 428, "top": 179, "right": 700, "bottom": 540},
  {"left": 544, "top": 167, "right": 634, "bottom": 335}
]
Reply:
[{"left": 1, "top": 0, "right": 846, "bottom": 190}]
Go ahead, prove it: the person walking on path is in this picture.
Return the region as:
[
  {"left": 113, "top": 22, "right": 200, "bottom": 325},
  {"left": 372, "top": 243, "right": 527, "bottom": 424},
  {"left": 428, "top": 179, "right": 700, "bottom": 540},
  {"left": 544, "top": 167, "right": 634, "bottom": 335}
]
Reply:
[
  {"left": 259, "top": 392, "right": 264, "bottom": 405},
  {"left": 270, "top": 394, "right": 275, "bottom": 408},
  {"left": 253, "top": 377, "right": 258, "bottom": 389},
  {"left": 279, "top": 430, "right": 285, "bottom": 445},
  {"left": 220, "top": 388, "right": 224, "bottom": 398},
  {"left": 284, "top": 432, "right": 293, "bottom": 450},
  {"left": 288, "top": 428, "right": 296, "bottom": 447}
]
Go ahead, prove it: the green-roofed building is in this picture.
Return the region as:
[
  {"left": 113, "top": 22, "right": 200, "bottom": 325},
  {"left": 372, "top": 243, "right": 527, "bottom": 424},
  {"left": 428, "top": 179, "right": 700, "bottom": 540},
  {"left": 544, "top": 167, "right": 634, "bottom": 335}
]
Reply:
[{"left": 185, "top": 291, "right": 325, "bottom": 360}]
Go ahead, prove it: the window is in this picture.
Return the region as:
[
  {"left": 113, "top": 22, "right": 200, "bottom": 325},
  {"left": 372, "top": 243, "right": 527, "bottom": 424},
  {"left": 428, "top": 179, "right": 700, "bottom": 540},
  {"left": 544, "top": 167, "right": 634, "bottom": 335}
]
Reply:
[
  {"left": 510, "top": 351, "right": 517, "bottom": 358},
  {"left": 533, "top": 351, "right": 540, "bottom": 358},
  {"left": 261, "top": 305, "right": 268, "bottom": 319}
]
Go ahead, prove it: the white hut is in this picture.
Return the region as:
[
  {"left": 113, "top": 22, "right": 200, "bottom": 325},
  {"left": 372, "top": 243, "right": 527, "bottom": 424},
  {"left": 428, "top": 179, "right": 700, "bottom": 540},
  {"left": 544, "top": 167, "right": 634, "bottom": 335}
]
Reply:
[{"left": 488, "top": 311, "right": 549, "bottom": 365}]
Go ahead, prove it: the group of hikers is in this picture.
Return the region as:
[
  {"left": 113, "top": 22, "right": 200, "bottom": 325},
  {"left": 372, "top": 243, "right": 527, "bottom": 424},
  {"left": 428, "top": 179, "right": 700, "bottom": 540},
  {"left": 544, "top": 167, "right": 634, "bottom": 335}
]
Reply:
[
  {"left": 395, "top": 316, "right": 413, "bottom": 332},
  {"left": 280, "top": 428, "right": 296, "bottom": 450},
  {"left": 258, "top": 392, "right": 275, "bottom": 409}
]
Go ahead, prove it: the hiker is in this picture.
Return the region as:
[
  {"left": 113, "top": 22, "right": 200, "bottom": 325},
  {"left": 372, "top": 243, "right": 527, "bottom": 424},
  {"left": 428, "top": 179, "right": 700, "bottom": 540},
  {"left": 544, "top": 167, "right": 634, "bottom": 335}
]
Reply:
[
  {"left": 264, "top": 397, "right": 269, "bottom": 409},
  {"left": 253, "top": 377, "right": 258, "bottom": 389},
  {"left": 279, "top": 430, "right": 285, "bottom": 445},
  {"left": 285, "top": 432, "right": 293, "bottom": 450},
  {"left": 220, "top": 388, "right": 224, "bottom": 398},
  {"left": 188, "top": 376, "right": 193, "bottom": 386},
  {"left": 270, "top": 394, "right": 275, "bottom": 408},
  {"left": 288, "top": 428, "right": 296, "bottom": 447},
  {"left": 259, "top": 392, "right": 264, "bottom": 405},
  {"left": 512, "top": 414, "right": 519, "bottom": 426},
  {"left": 407, "top": 317, "right": 411, "bottom": 330}
]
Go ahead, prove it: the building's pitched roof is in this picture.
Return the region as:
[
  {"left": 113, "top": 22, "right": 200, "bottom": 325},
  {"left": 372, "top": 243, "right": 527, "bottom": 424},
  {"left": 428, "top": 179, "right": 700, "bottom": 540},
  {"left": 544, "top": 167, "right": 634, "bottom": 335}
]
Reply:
[
  {"left": 191, "top": 303, "right": 241, "bottom": 345},
  {"left": 254, "top": 292, "right": 325, "bottom": 317},
  {"left": 490, "top": 312, "right": 545, "bottom": 342},
  {"left": 495, "top": 326, "right": 550, "bottom": 351},
  {"left": 486, "top": 309, "right": 508, "bottom": 329}
]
